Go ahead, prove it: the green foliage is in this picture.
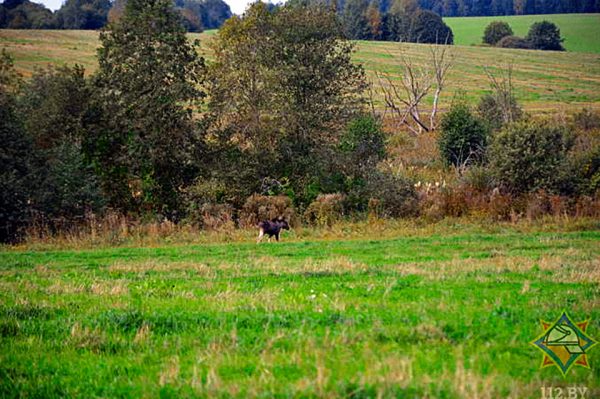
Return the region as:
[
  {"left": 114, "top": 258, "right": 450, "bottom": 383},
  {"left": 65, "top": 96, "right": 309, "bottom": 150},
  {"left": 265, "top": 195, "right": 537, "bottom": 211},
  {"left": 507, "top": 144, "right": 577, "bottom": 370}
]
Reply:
[
  {"left": 495, "top": 35, "right": 532, "bottom": 49},
  {"left": 0, "top": 50, "right": 33, "bottom": 242},
  {"left": 0, "top": 0, "right": 54, "bottom": 29},
  {"left": 410, "top": 9, "right": 453, "bottom": 44},
  {"left": 18, "top": 65, "right": 105, "bottom": 223},
  {"left": 439, "top": 101, "right": 489, "bottom": 168},
  {"left": 92, "top": 0, "right": 206, "bottom": 217},
  {"left": 54, "top": 0, "right": 112, "bottom": 29},
  {"left": 482, "top": 21, "right": 513, "bottom": 45},
  {"left": 208, "top": 2, "right": 366, "bottom": 207},
  {"left": 109, "top": 0, "right": 232, "bottom": 31},
  {"left": 339, "top": 115, "right": 386, "bottom": 169},
  {"left": 489, "top": 120, "right": 573, "bottom": 194},
  {"left": 526, "top": 20, "right": 565, "bottom": 51}
]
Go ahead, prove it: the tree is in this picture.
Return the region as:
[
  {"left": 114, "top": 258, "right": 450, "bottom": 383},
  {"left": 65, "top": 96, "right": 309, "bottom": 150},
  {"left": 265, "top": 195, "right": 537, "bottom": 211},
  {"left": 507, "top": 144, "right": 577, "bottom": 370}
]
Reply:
[
  {"left": 54, "top": 0, "right": 112, "bottom": 29},
  {"left": 366, "top": 0, "right": 383, "bottom": 39},
  {"left": 376, "top": 44, "right": 454, "bottom": 135},
  {"left": 483, "top": 21, "right": 513, "bottom": 45},
  {"left": 18, "top": 65, "right": 106, "bottom": 222},
  {"left": 438, "top": 100, "right": 489, "bottom": 170},
  {"left": 208, "top": 2, "right": 366, "bottom": 205},
  {"left": 410, "top": 9, "right": 453, "bottom": 44},
  {"left": 343, "top": 0, "right": 371, "bottom": 39},
  {"left": 526, "top": 20, "right": 565, "bottom": 51},
  {"left": 92, "top": 0, "right": 206, "bottom": 216},
  {"left": 0, "top": 0, "right": 54, "bottom": 28},
  {"left": 0, "top": 49, "right": 34, "bottom": 242}
]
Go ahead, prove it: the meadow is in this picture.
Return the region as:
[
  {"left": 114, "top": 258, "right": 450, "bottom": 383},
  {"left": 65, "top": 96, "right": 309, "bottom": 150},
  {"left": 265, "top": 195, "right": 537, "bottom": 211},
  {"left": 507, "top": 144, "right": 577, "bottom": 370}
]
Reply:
[
  {"left": 1, "top": 28, "right": 600, "bottom": 113},
  {"left": 445, "top": 13, "right": 600, "bottom": 54},
  {"left": 1, "top": 219, "right": 599, "bottom": 397}
]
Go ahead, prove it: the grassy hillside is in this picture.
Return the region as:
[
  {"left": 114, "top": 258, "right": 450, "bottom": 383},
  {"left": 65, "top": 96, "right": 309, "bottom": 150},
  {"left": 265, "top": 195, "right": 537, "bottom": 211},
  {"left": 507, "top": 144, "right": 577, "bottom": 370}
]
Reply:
[
  {"left": 1, "top": 29, "right": 600, "bottom": 112},
  {"left": 445, "top": 13, "right": 600, "bottom": 54},
  {"left": 1, "top": 221, "right": 599, "bottom": 397}
]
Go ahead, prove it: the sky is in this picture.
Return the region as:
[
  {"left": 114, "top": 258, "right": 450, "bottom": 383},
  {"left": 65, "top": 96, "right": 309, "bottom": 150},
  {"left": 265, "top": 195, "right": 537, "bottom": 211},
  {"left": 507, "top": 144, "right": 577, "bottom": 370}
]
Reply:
[{"left": 35, "top": 0, "right": 256, "bottom": 15}]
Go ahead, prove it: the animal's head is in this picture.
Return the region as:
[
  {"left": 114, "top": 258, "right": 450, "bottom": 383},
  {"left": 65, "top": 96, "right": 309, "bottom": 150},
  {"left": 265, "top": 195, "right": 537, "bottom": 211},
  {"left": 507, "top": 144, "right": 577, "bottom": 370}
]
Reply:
[{"left": 273, "top": 217, "right": 290, "bottom": 230}]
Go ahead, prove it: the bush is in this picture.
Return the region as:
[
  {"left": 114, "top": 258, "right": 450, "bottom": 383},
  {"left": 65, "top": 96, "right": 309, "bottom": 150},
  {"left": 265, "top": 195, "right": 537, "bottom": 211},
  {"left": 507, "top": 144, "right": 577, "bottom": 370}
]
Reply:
[
  {"left": 496, "top": 35, "right": 532, "bottom": 49},
  {"left": 483, "top": 21, "right": 513, "bottom": 45},
  {"left": 526, "top": 21, "right": 564, "bottom": 51},
  {"left": 489, "top": 120, "right": 573, "bottom": 194},
  {"left": 239, "top": 194, "right": 295, "bottom": 227},
  {"left": 304, "top": 193, "right": 346, "bottom": 226},
  {"left": 362, "top": 172, "right": 418, "bottom": 218},
  {"left": 438, "top": 102, "right": 489, "bottom": 168},
  {"left": 477, "top": 93, "right": 522, "bottom": 131}
]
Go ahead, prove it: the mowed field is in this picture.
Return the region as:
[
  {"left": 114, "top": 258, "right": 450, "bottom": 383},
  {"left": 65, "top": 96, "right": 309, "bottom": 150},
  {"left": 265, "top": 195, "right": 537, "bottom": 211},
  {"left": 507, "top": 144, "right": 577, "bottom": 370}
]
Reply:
[
  {"left": 1, "top": 221, "right": 599, "bottom": 397},
  {"left": 445, "top": 13, "right": 600, "bottom": 54},
  {"left": 1, "top": 27, "right": 600, "bottom": 112}
]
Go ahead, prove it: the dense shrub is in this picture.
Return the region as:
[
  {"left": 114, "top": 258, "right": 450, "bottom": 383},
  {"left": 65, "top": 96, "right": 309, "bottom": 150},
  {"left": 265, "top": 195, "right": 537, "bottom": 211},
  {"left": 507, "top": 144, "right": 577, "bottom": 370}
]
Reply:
[
  {"left": 496, "top": 35, "right": 532, "bottom": 49},
  {"left": 483, "top": 21, "right": 513, "bottom": 45},
  {"left": 239, "top": 195, "right": 295, "bottom": 228},
  {"left": 438, "top": 102, "right": 489, "bottom": 168},
  {"left": 304, "top": 193, "right": 346, "bottom": 226},
  {"left": 488, "top": 120, "right": 573, "bottom": 194},
  {"left": 361, "top": 172, "right": 418, "bottom": 218},
  {"left": 526, "top": 21, "right": 565, "bottom": 51}
]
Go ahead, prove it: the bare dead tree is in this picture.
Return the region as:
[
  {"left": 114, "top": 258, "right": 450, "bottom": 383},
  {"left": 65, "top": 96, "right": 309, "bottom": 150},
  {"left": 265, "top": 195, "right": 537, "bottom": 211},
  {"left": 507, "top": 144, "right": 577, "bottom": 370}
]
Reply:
[
  {"left": 429, "top": 44, "right": 454, "bottom": 130},
  {"left": 483, "top": 64, "right": 522, "bottom": 126},
  {"left": 374, "top": 43, "right": 454, "bottom": 136}
]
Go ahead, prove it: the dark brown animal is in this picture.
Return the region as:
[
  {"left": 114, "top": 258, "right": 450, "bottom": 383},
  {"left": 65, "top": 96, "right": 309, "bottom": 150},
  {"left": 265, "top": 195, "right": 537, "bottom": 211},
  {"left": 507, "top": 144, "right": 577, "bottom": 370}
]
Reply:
[{"left": 257, "top": 218, "right": 290, "bottom": 243}]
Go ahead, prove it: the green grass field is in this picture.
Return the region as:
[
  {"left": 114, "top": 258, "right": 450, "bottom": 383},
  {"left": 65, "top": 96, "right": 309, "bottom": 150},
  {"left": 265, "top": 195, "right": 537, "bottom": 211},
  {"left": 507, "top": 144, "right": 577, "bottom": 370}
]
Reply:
[
  {"left": 1, "top": 221, "right": 599, "bottom": 397},
  {"left": 445, "top": 13, "right": 600, "bottom": 54},
  {"left": 2, "top": 28, "right": 600, "bottom": 112}
]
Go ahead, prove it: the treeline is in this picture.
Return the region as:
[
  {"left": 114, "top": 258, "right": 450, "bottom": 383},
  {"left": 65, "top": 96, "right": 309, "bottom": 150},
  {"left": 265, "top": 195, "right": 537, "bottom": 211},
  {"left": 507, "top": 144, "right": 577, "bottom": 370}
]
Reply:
[
  {"left": 315, "top": 0, "right": 600, "bottom": 17},
  {"left": 0, "top": 0, "right": 231, "bottom": 30},
  {"left": 419, "top": 0, "right": 600, "bottom": 17}
]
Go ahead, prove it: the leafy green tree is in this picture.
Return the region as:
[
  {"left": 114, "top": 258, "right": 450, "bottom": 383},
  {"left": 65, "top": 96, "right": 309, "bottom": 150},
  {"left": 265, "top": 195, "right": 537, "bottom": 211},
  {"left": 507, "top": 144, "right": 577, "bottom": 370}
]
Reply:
[
  {"left": 0, "top": 0, "right": 54, "bottom": 28},
  {"left": 483, "top": 21, "right": 513, "bottom": 45},
  {"left": 0, "top": 49, "right": 33, "bottom": 242},
  {"left": 18, "top": 65, "right": 105, "bottom": 222},
  {"left": 92, "top": 0, "right": 206, "bottom": 216},
  {"left": 439, "top": 101, "right": 488, "bottom": 168},
  {"left": 410, "top": 9, "right": 453, "bottom": 44},
  {"left": 526, "top": 20, "right": 565, "bottom": 51},
  {"left": 54, "top": 0, "right": 112, "bottom": 29},
  {"left": 208, "top": 2, "right": 366, "bottom": 205},
  {"left": 489, "top": 120, "right": 573, "bottom": 194}
]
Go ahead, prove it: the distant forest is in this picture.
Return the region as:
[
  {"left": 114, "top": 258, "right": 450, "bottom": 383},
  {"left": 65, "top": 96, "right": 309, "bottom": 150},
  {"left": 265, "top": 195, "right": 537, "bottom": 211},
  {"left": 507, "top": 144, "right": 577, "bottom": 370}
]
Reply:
[
  {"left": 0, "top": 0, "right": 232, "bottom": 30},
  {"left": 298, "top": 0, "right": 600, "bottom": 17}
]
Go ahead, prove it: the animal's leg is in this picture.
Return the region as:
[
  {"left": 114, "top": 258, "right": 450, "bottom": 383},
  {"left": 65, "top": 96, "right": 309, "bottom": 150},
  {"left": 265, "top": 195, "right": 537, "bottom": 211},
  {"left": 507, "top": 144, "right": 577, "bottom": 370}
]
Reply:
[
  {"left": 257, "top": 228, "right": 264, "bottom": 244},
  {"left": 275, "top": 232, "right": 280, "bottom": 241}
]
